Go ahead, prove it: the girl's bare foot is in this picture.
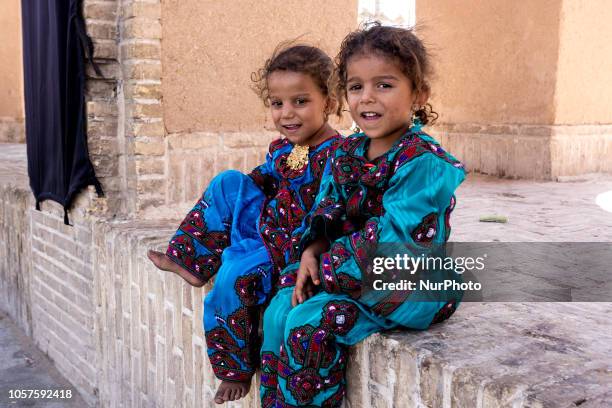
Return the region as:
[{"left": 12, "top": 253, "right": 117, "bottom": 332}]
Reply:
[
  {"left": 147, "top": 250, "right": 206, "bottom": 287},
  {"left": 214, "top": 380, "right": 251, "bottom": 404}
]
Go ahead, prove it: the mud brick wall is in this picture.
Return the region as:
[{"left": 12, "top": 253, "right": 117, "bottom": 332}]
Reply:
[{"left": 0, "top": 184, "right": 32, "bottom": 333}]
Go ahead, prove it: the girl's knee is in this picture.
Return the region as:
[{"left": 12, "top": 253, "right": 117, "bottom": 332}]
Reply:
[
  {"left": 203, "top": 170, "right": 243, "bottom": 197},
  {"left": 262, "top": 307, "right": 282, "bottom": 335},
  {"left": 212, "top": 170, "right": 245, "bottom": 187},
  {"left": 203, "top": 267, "right": 240, "bottom": 309},
  {"left": 203, "top": 288, "right": 218, "bottom": 311},
  {"left": 261, "top": 295, "right": 292, "bottom": 353},
  {"left": 207, "top": 170, "right": 251, "bottom": 204},
  {"left": 263, "top": 290, "right": 293, "bottom": 333},
  {"left": 284, "top": 302, "right": 311, "bottom": 336}
]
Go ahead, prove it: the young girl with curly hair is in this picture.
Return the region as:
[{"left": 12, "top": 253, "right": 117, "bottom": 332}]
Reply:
[
  {"left": 260, "top": 23, "right": 465, "bottom": 407},
  {"left": 147, "top": 44, "right": 342, "bottom": 404}
]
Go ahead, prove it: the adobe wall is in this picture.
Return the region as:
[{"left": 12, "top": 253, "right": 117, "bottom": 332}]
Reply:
[
  {"left": 417, "top": 0, "right": 612, "bottom": 179},
  {"left": 417, "top": 0, "right": 561, "bottom": 126},
  {"left": 162, "top": 0, "right": 356, "bottom": 134},
  {"left": 0, "top": 0, "right": 25, "bottom": 143},
  {"left": 554, "top": 0, "right": 612, "bottom": 124},
  {"left": 160, "top": 0, "right": 356, "bottom": 217}
]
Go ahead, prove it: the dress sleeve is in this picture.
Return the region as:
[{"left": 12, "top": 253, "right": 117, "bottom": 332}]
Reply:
[
  {"left": 316, "top": 153, "right": 466, "bottom": 298},
  {"left": 247, "top": 145, "right": 279, "bottom": 198}
]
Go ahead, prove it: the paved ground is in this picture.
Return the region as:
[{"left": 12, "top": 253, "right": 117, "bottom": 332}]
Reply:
[
  {"left": 454, "top": 172, "right": 612, "bottom": 242},
  {"left": 0, "top": 311, "right": 87, "bottom": 407}
]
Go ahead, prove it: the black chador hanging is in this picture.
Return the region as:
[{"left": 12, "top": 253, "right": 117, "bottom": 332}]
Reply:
[{"left": 21, "top": 0, "right": 104, "bottom": 225}]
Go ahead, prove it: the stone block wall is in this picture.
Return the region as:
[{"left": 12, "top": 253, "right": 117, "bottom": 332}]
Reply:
[
  {"left": 83, "top": 0, "right": 124, "bottom": 218},
  {"left": 0, "top": 183, "right": 32, "bottom": 333},
  {"left": 164, "top": 131, "right": 276, "bottom": 219},
  {"left": 91, "top": 220, "right": 241, "bottom": 407},
  {"left": 432, "top": 124, "right": 612, "bottom": 180},
  {"left": 0, "top": 2, "right": 124, "bottom": 405},
  {"left": 5, "top": 1, "right": 133, "bottom": 400},
  {"left": 0, "top": 148, "right": 99, "bottom": 405},
  {"left": 117, "top": 0, "right": 164, "bottom": 215},
  {"left": 28, "top": 205, "right": 98, "bottom": 406},
  {"left": 84, "top": 0, "right": 278, "bottom": 218}
]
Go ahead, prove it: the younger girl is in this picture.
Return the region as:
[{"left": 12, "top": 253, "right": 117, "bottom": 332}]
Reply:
[
  {"left": 147, "top": 45, "right": 342, "bottom": 404},
  {"left": 260, "top": 24, "right": 466, "bottom": 407}
]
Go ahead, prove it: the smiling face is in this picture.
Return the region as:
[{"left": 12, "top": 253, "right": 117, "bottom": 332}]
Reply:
[
  {"left": 267, "top": 70, "right": 331, "bottom": 146},
  {"left": 346, "top": 53, "right": 428, "bottom": 150}
]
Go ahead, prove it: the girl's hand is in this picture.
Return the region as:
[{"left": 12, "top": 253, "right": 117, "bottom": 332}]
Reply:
[
  {"left": 291, "top": 238, "right": 330, "bottom": 307},
  {"left": 292, "top": 250, "right": 320, "bottom": 306}
]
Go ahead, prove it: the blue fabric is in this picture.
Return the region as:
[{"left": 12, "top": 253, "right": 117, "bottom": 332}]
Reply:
[
  {"left": 248, "top": 135, "right": 342, "bottom": 274},
  {"left": 204, "top": 239, "right": 273, "bottom": 381},
  {"left": 166, "top": 135, "right": 342, "bottom": 383},
  {"left": 261, "top": 288, "right": 386, "bottom": 407},
  {"left": 166, "top": 170, "right": 265, "bottom": 282},
  {"left": 172, "top": 170, "right": 272, "bottom": 381},
  {"left": 261, "top": 128, "right": 466, "bottom": 407}
]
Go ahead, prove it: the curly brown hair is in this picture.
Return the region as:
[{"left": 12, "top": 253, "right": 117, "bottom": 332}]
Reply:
[
  {"left": 334, "top": 22, "right": 438, "bottom": 125},
  {"left": 252, "top": 43, "right": 337, "bottom": 116}
]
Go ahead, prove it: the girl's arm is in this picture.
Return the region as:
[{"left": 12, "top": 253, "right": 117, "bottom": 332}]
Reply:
[{"left": 291, "top": 236, "right": 329, "bottom": 306}]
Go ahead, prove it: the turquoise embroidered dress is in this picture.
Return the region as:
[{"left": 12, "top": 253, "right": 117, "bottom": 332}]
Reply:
[{"left": 260, "top": 128, "right": 465, "bottom": 407}]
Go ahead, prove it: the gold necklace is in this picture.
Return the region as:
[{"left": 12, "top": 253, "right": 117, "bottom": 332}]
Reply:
[{"left": 286, "top": 144, "right": 309, "bottom": 170}]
